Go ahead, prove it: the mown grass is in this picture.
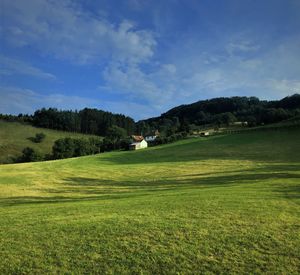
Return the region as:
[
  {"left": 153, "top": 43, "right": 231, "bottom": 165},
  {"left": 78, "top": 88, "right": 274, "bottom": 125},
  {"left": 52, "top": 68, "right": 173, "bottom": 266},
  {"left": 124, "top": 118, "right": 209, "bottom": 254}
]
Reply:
[
  {"left": 0, "top": 120, "right": 97, "bottom": 163},
  {"left": 0, "top": 129, "right": 299, "bottom": 274}
]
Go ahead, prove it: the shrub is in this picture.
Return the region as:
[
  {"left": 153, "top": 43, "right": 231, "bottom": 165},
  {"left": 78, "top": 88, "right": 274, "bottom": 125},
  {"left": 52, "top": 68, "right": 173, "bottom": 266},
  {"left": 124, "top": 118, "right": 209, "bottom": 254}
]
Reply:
[
  {"left": 52, "top": 138, "right": 75, "bottom": 159},
  {"left": 52, "top": 137, "right": 103, "bottom": 159},
  {"left": 29, "top": 132, "right": 46, "bottom": 143},
  {"left": 20, "top": 147, "right": 42, "bottom": 162},
  {"left": 35, "top": 132, "right": 46, "bottom": 142}
]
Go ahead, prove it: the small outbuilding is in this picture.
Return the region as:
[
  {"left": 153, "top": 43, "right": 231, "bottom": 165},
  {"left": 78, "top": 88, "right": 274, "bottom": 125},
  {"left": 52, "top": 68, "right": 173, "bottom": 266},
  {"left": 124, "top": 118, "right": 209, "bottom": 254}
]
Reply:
[
  {"left": 200, "top": 131, "right": 210, "bottom": 136},
  {"left": 232, "top": 121, "right": 248, "bottom": 126},
  {"left": 145, "top": 130, "right": 160, "bottom": 142}
]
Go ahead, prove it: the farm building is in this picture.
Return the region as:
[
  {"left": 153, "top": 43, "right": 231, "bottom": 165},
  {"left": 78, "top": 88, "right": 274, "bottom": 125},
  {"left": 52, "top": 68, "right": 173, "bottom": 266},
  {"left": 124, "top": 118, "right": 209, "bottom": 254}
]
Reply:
[
  {"left": 232, "top": 121, "right": 248, "bottom": 126},
  {"left": 130, "top": 135, "right": 148, "bottom": 150},
  {"left": 145, "top": 135, "right": 156, "bottom": 142},
  {"left": 145, "top": 130, "right": 160, "bottom": 142},
  {"left": 200, "top": 131, "right": 210, "bottom": 136}
]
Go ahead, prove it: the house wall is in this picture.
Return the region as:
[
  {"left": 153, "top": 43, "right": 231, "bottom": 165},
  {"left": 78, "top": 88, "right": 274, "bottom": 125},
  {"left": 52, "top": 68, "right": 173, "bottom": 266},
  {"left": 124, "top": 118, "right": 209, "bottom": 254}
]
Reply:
[
  {"left": 130, "top": 140, "right": 148, "bottom": 150},
  {"left": 140, "top": 140, "right": 148, "bottom": 148}
]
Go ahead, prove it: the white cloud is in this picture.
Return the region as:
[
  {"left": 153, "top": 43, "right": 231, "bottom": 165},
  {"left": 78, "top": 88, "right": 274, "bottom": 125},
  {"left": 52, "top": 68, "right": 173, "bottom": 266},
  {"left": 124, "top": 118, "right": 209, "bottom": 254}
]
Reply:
[
  {"left": 160, "top": 34, "right": 300, "bottom": 103},
  {"left": 0, "top": 86, "right": 160, "bottom": 120},
  {"left": 101, "top": 33, "right": 300, "bottom": 114},
  {"left": 161, "top": 64, "right": 177, "bottom": 74},
  {"left": 226, "top": 41, "right": 260, "bottom": 56},
  {"left": 265, "top": 79, "right": 300, "bottom": 97},
  {"left": 102, "top": 62, "right": 175, "bottom": 105},
  {"left": 0, "top": 56, "right": 56, "bottom": 79},
  {"left": 0, "top": 87, "right": 98, "bottom": 115},
  {"left": 1, "top": 0, "right": 156, "bottom": 64}
]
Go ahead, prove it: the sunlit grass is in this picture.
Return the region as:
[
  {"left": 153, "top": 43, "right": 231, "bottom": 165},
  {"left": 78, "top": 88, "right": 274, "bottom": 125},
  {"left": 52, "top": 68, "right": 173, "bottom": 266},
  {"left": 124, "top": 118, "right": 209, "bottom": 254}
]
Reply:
[
  {"left": 0, "top": 120, "right": 97, "bottom": 163},
  {"left": 0, "top": 129, "right": 299, "bottom": 273}
]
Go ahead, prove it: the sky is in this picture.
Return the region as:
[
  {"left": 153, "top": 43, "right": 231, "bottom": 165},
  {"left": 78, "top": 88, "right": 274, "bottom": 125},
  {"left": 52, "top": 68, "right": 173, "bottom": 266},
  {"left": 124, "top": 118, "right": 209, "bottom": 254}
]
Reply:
[{"left": 1, "top": 0, "right": 300, "bottom": 120}]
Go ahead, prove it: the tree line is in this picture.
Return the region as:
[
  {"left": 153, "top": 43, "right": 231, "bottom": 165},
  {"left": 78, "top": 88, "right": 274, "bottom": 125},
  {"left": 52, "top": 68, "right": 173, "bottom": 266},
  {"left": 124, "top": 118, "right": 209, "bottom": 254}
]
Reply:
[
  {"left": 17, "top": 125, "right": 133, "bottom": 162},
  {"left": 3, "top": 94, "right": 299, "bottom": 163},
  {"left": 1, "top": 94, "right": 300, "bottom": 142},
  {"left": 33, "top": 108, "right": 135, "bottom": 136},
  {"left": 0, "top": 107, "right": 135, "bottom": 136},
  {"left": 136, "top": 94, "right": 300, "bottom": 135}
]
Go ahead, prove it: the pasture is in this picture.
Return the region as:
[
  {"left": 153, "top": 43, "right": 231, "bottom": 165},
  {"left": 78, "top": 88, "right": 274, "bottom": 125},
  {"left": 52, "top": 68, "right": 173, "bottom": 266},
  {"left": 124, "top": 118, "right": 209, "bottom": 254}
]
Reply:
[
  {"left": 0, "top": 120, "right": 97, "bottom": 163},
  {"left": 0, "top": 129, "right": 299, "bottom": 274}
]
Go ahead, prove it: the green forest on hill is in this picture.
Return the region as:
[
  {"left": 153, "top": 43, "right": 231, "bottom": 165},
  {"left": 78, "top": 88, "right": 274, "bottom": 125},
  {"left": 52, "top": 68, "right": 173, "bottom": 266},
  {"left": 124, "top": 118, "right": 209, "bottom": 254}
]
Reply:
[{"left": 2, "top": 94, "right": 300, "bottom": 137}]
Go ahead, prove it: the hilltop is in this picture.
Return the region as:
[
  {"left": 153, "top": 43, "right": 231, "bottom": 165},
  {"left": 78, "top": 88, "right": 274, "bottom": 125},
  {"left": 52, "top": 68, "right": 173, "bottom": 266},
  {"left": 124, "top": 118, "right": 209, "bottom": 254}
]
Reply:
[
  {"left": 136, "top": 94, "right": 300, "bottom": 134},
  {"left": 1, "top": 95, "right": 300, "bottom": 139}
]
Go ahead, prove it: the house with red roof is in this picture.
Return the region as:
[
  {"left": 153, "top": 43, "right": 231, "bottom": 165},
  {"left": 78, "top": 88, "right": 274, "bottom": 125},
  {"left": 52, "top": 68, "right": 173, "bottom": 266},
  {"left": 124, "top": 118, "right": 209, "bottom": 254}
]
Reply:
[{"left": 129, "top": 135, "right": 148, "bottom": 150}]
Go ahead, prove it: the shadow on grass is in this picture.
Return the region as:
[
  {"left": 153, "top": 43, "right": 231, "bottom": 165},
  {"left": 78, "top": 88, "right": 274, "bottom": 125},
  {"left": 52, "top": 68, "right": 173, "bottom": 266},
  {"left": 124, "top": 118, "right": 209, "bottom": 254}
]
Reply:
[
  {"left": 1, "top": 168, "right": 299, "bottom": 206},
  {"left": 98, "top": 131, "right": 300, "bottom": 165},
  {"left": 0, "top": 193, "right": 150, "bottom": 206},
  {"left": 272, "top": 184, "right": 300, "bottom": 202}
]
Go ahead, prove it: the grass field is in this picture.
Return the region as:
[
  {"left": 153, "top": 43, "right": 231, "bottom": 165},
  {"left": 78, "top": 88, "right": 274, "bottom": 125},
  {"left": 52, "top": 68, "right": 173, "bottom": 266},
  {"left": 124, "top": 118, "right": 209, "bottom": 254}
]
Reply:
[
  {"left": 0, "top": 120, "right": 97, "bottom": 163},
  {"left": 0, "top": 129, "right": 299, "bottom": 274}
]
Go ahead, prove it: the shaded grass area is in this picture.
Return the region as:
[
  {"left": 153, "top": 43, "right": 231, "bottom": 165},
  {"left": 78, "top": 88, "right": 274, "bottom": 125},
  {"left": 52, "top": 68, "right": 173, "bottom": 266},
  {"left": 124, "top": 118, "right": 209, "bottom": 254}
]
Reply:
[
  {"left": 0, "top": 120, "right": 97, "bottom": 163},
  {"left": 0, "top": 129, "right": 299, "bottom": 273},
  {"left": 1, "top": 169, "right": 299, "bottom": 206},
  {"left": 100, "top": 129, "right": 300, "bottom": 164}
]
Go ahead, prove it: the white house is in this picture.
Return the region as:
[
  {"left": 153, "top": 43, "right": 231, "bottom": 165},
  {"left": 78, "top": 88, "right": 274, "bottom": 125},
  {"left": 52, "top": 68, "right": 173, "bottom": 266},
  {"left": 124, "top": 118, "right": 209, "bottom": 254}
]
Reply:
[{"left": 130, "top": 135, "right": 148, "bottom": 150}]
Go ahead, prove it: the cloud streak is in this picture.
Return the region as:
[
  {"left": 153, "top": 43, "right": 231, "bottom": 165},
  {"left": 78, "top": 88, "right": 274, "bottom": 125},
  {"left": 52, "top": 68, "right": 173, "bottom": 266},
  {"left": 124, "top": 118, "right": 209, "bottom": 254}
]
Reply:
[{"left": 0, "top": 56, "right": 56, "bottom": 79}]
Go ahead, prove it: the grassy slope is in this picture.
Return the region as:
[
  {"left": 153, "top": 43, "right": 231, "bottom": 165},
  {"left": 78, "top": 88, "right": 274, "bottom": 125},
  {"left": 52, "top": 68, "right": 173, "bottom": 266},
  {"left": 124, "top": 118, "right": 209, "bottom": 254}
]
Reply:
[
  {"left": 0, "top": 120, "right": 97, "bottom": 163},
  {"left": 0, "top": 129, "right": 299, "bottom": 274}
]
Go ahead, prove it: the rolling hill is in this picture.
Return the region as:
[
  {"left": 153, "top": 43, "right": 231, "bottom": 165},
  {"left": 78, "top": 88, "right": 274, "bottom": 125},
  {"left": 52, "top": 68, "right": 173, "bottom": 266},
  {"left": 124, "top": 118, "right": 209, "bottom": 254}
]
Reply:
[
  {"left": 0, "top": 120, "right": 98, "bottom": 164},
  {"left": 0, "top": 128, "right": 299, "bottom": 273},
  {"left": 136, "top": 94, "right": 300, "bottom": 134}
]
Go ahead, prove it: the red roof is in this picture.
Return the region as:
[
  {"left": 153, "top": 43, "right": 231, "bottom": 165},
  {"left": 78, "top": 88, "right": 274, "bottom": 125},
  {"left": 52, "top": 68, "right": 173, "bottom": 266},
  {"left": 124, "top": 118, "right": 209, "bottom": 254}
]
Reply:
[{"left": 132, "top": 135, "right": 144, "bottom": 142}]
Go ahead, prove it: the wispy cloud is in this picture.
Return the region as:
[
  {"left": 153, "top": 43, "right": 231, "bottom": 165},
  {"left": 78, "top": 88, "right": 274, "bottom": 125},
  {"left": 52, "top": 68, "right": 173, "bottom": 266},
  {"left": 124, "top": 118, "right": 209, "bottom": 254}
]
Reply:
[
  {"left": 100, "top": 35, "right": 300, "bottom": 115},
  {"left": 0, "top": 56, "right": 56, "bottom": 79},
  {"left": 0, "top": 87, "right": 98, "bottom": 115},
  {"left": 102, "top": 61, "right": 178, "bottom": 108},
  {"left": 226, "top": 41, "right": 260, "bottom": 56},
  {"left": 1, "top": 0, "right": 156, "bottom": 64}
]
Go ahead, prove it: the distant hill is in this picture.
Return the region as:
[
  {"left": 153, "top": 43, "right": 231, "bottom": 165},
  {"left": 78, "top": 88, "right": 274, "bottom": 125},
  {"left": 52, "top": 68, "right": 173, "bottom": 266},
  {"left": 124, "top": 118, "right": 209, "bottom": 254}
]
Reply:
[
  {"left": 136, "top": 94, "right": 300, "bottom": 135},
  {"left": 1, "top": 94, "right": 300, "bottom": 140},
  {"left": 0, "top": 120, "right": 98, "bottom": 164}
]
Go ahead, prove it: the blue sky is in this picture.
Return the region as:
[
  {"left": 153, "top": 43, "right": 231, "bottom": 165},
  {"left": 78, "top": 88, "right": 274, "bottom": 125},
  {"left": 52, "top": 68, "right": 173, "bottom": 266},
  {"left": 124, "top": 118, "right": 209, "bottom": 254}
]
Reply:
[{"left": 1, "top": 0, "right": 300, "bottom": 120}]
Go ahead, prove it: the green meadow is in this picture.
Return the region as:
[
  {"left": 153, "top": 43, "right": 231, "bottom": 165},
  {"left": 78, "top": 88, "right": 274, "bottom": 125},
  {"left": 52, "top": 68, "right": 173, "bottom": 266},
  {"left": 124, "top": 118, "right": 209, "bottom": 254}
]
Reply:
[
  {"left": 0, "top": 120, "right": 97, "bottom": 163},
  {"left": 0, "top": 129, "right": 299, "bottom": 274}
]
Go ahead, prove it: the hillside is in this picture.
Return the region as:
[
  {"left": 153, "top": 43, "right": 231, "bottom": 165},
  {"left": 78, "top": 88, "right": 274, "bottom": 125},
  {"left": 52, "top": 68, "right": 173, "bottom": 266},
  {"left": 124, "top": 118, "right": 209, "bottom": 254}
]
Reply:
[
  {"left": 0, "top": 128, "right": 299, "bottom": 273},
  {"left": 136, "top": 94, "right": 300, "bottom": 135},
  {"left": 0, "top": 120, "right": 98, "bottom": 164}
]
